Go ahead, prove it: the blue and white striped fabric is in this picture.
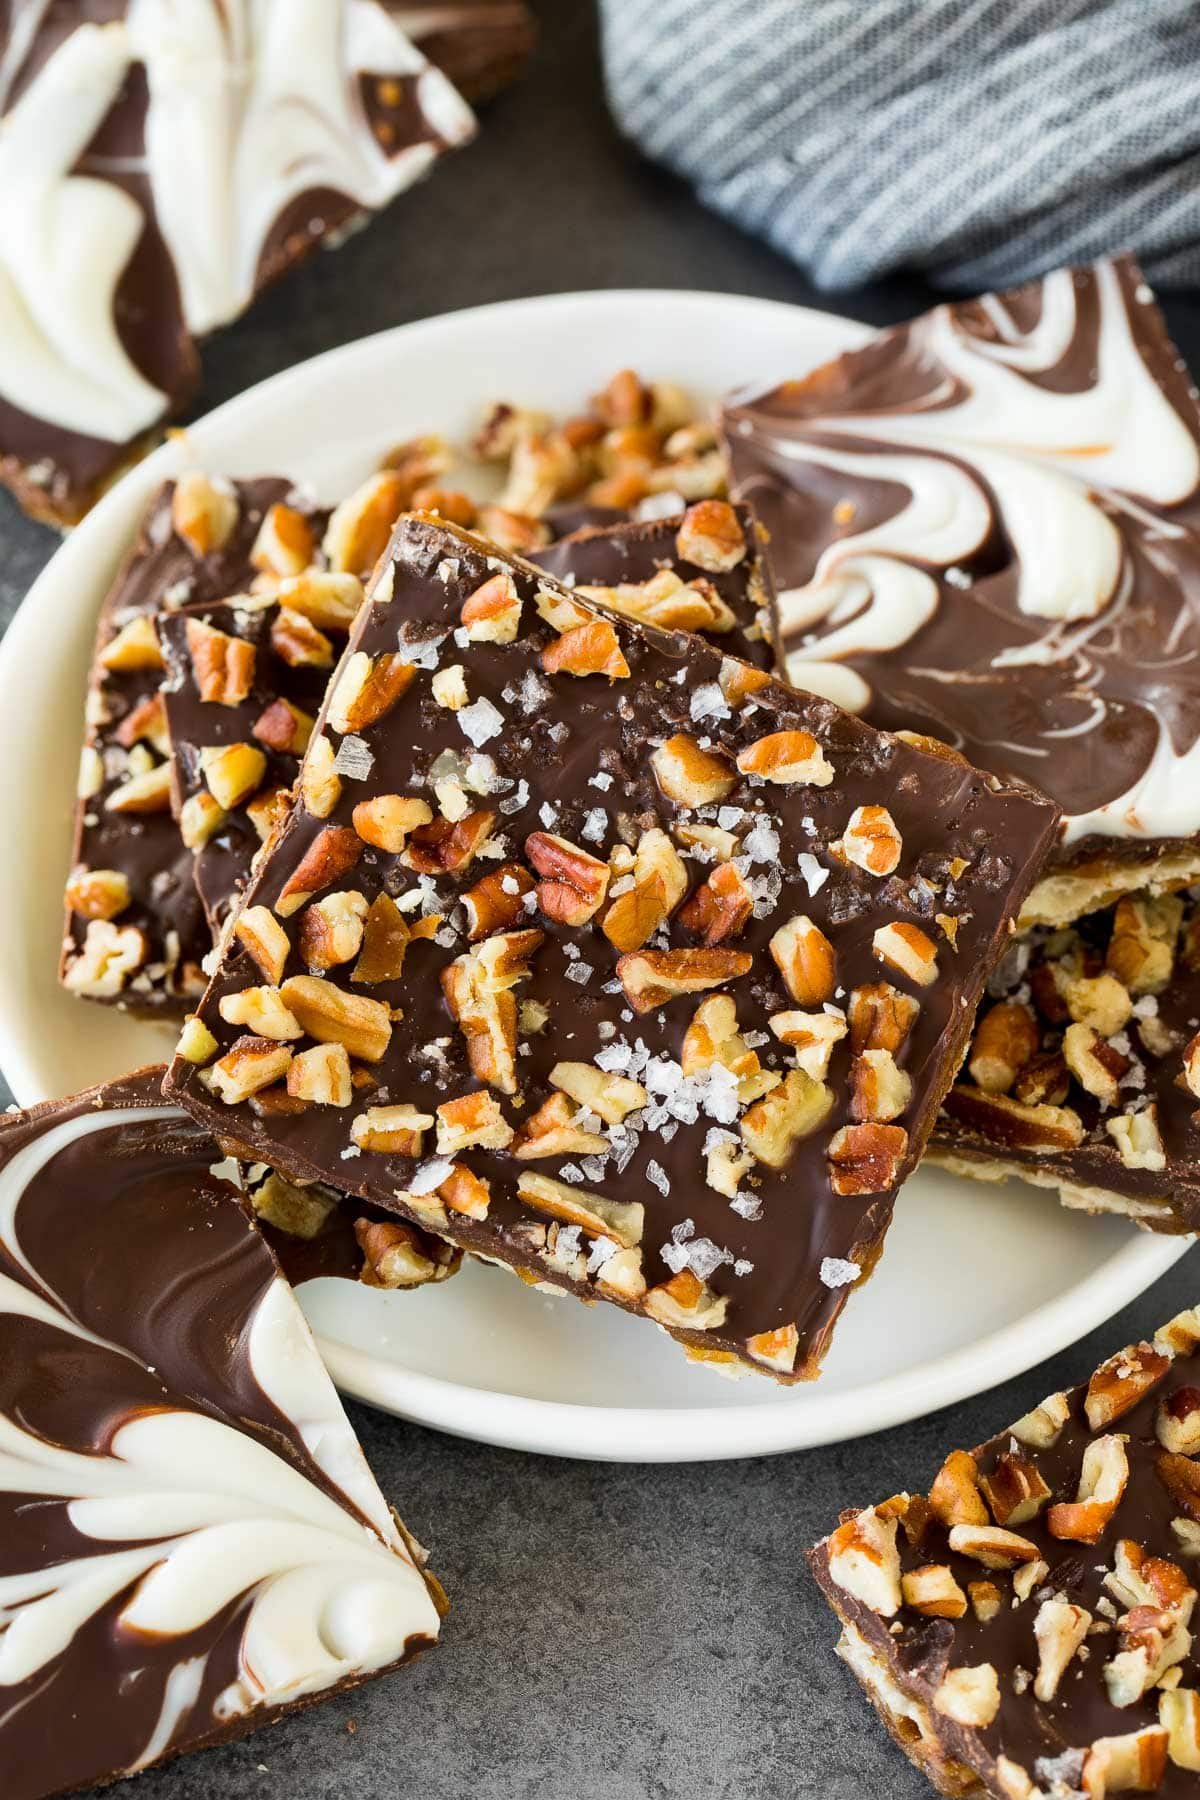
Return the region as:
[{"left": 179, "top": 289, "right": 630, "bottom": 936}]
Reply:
[{"left": 599, "top": 0, "right": 1200, "bottom": 290}]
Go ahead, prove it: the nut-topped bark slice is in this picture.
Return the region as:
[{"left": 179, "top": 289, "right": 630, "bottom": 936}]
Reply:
[
  {"left": 0, "top": 3, "right": 475, "bottom": 525},
  {"left": 928, "top": 893, "right": 1200, "bottom": 1235},
  {"left": 810, "top": 1303, "right": 1200, "bottom": 1800},
  {"left": 0, "top": 1069, "right": 442, "bottom": 1800},
  {"left": 724, "top": 255, "right": 1200, "bottom": 931},
  {"left": 165, "top": 514, "right": 1059, "bottom": 1383},
  {"left": 61, "top": 474, "right": 322, "bottom": 1014},
  {"left": 531, "top": 500, "right": 780, "bottom": 671}
]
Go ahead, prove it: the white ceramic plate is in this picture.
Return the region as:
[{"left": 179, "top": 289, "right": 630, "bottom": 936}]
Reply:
[{"left": 0, "top": 290, "right": 1188, "bottom": 1461}]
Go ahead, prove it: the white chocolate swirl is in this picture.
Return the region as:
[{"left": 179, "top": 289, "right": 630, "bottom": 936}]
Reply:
[
  {"left": 0, "top": 2, "right": 475, "bottom": 441},
  {"left": 748, "top": 260, "right": 1200, "bottom": 846},
  {"left": 0, "top": 25, "right": 168, "bottom": 443},
  {"left": 0, "top": 1108, "right": 439, "bottom": 1747}
]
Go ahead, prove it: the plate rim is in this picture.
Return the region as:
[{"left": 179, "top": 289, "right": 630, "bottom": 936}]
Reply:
[{"left": 0, "top": 286, "right": 1187, "bottom": 1462}]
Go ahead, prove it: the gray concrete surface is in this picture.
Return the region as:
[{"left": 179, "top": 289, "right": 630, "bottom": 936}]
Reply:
[{"left": 2, "top": 3, "right": 1198, "bottom": 1795}]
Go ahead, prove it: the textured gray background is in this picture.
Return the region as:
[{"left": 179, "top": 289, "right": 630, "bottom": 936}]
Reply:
[{"left": 3, "top": 4, "right": 1199, "bottom": 1797}]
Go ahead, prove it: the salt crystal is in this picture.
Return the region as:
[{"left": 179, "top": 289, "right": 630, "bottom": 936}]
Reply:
[
  {"left": 730, "top": 1194, "right": 763, "bottom": 1221},
  {"left": 538, "top": 801, "right": 558, "bottom": 828},
  {"left": 581, "top": 807, "right": 607, "bottom": 843},
  {"left": 797, "top": 851, "right": 830, "bottom": 896},
  {"left": 686, "top": 1237, "right": 728, "bottom": 1280},
  {"left": 588, "top": 770, "right": 613, "bottom": 791},
  {"left": 819, "top": 1256, "right": 860, "bottom": 1289},
  {"left": 333, "top": 734, "right": 375, "bottom": 780},
  {"left": 645, "top": 1160, "right": 670, "bottom": 1196},
  {"left": 741, "top": 820, "right": 779, "bottom": 863},
  {"left": 564, "top": 961, "right": 593, "bottom": 985},
  {"left": 587, "top": 1234, "right": 618, "bottom": 1273},
  {"left": 458, "top": 697, "right": 504, "bottom": 747},
  {"left": 689, "top": 681, "right": 730, "bottom": 723},
  {"left": 500, "top": 778, "right": 530, "bottom": 816}
]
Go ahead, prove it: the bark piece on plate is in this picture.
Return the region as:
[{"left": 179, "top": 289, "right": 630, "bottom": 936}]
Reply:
[
  {"left": 810, "top": 1299, "right": 1200, "bottom": 1799},
  {"left": 532, "top": 500, "right": 780, "bottom": 671},
  {"left": 724, "top": 254, "right": 1200, "bottom": 931},
  {"left": 61, "top": 475, "right": 317, "bottom": 1014},
  {"left": 0, "top": 3, "right": 475, "bottom": 524},
  {"left": 164, "top": 514, "right": 1059, "bottom": 1384},
  {"left": 929, "top": 892, "right": 1200, "bottom": 1234},
  {"left": 0, "top": 1067, "right": 442, "bottom": 1800}
]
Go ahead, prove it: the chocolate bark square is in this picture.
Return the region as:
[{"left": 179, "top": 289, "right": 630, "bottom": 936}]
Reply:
[
  {"left": 165, "top": 514, "right": 1058, "bottom": 1382},
  {"left": 61, "top": 474, "right": 315, "bottom": 1014},
  {"left": 810, "top": 1303, "right": 1200, "bottom": 1800},
  {"left": 724, "top": 255, "right": 1200, "bottom": 931},
  {"left": 928, "top": 893, "right": 1200, "bottom": 1235},
  {"left": 0, "top": 1068, "right": 442, "bottom": 1800}
]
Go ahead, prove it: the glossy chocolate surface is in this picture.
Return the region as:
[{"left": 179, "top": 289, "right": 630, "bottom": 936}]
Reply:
[
  {"left": 168, "top": 515, "right": 1058, "bottom": 1380},
  {"left": 724, "top": 256, "right": 1200, "bottom": 872},
  {"left": 0, "top": 1069, "right": 439, "bottom": 1800},
  {"left": 532, "top": 502, "right": 779, "bottom": 671}
]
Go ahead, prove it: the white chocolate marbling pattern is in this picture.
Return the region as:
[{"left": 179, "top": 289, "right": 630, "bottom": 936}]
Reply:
[
  {"left": 758, "top": 261, "right": 1200, "bottom": 845},
  {"left": 0, "top": 1, "right": 475, "bottom": 440},
  {"left": 0, "top": 1108, "right": 439, "bottom": 1745}
]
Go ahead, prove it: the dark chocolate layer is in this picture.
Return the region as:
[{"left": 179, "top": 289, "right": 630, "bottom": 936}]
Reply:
[{"left": 167, "top": 514, "right": 1058, "bottom": 1381}]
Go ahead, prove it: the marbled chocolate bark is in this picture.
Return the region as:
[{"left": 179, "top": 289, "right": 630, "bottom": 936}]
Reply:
[
  {"left": 0, "top": 1068, "right": 442, "bottom": 1800},
  {"left": 725, "top": 256, "right": 1200, "bottom": 929}
]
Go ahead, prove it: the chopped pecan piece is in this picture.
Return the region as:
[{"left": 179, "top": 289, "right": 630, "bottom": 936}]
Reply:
[
  {"left": 827, "top": 1122, "right": 908, "bottom": 1195},
  {"left": 286, "top": 1042, "right": 352, "bottom": 1107},
  {"left": 735, "top": 730, "right": 833, "bottom": 786},
  {"left": 172, "top": 472, "right": 238, "bottom": 557},
  {"left": 1087, "top": 1343, "right": 1171, "bottom": 1430},
  {"left": 674, "top": 498, "right": 746, "bottom": 571},
  {"left": 741, "top": 1070, "right": 833, "bottom": 1169},
  {"left": 275, "top": 826, "right": 362, "bottom": 917},
  {"left": 968, "top": 1000, "right": 1039, "bottom": 1095},
  {"left": 1047, "top": 1435, "right": 1131, "bottom": 1543},
  {"left": 278, "top": 976, "right": 392, "bottom": 1062},
  {"left": 873, "top": 920, "right": 938, "bottom": 987},
  {"left": 328, "top": 651, "right": 416, "bottom": 734},
  {"left": 186, "top": 617, "right": 256, "bottom": 705},
  {"left": 676, "top": 860, "right": 753, "bottom": 946},
  {"left": 847, "top": 982, "right": 919, "bottom": 1055},
  {"left": 650, "top": 734, "right": 736, "bottom": 807},
  {"left": 617, "top": 947, "right": 752, "bottom": 1013},
  {"left": 516, "top": 1171, "right": 643, "bottom": 1248},
  {"left": 603, "top": 828, "right": 688, "bottom": 951},
  {"left": 771, "top": 914, "right": 837, "bottom": 1005},
  {"left": 838, "top": 805, "right": 903, "bottom": 877},
  {"left": 541, "top": 620, "right": 630, "bottom": 680},
  {"left": 526, "top": 831, "right": 610, "bottom": 926}
]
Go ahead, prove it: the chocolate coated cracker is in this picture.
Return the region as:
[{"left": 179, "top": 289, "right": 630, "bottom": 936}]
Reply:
[{"left": 166, "top": 514, "right": 1058, "bottom": 1382}]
